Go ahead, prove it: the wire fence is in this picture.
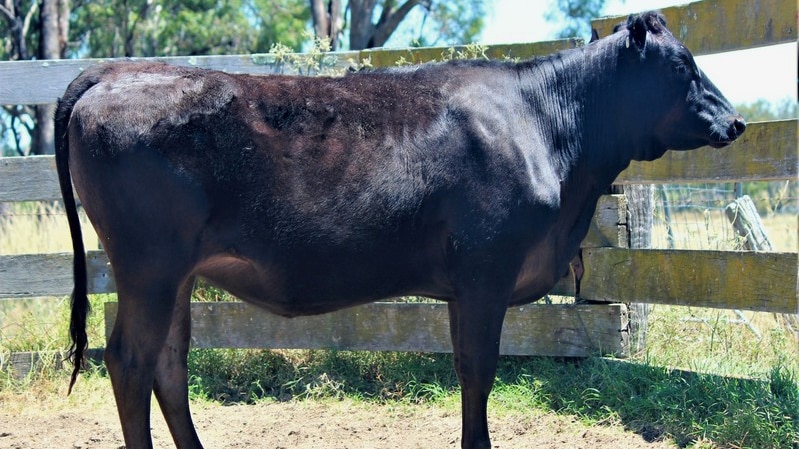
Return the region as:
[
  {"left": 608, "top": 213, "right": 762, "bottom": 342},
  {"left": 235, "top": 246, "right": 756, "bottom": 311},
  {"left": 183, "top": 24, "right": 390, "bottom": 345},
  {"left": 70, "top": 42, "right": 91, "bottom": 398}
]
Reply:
[{"left": 651, "top": 181, "right": 797, "bottom": 252}]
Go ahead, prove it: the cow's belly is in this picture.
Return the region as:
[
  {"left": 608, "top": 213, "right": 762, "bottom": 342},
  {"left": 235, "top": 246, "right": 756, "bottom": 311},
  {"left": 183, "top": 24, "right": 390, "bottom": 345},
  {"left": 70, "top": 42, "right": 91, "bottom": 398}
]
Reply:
[{"left": 193, "top": 241, "right": 453, "bottom": 317}]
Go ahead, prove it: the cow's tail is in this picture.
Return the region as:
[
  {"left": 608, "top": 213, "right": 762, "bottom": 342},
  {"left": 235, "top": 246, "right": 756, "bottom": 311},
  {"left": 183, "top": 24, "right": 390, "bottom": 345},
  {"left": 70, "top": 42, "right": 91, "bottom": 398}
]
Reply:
[{"left": 54, "top": 71, "right": 102, "bottom": 395}]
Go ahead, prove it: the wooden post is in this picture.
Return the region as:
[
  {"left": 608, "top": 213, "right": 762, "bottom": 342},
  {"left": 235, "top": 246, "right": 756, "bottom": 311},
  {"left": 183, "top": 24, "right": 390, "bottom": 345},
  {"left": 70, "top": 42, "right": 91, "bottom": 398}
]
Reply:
[
  {"left": 725, "top": 195, "right": 772, "bottom": 251},
  {"left": 625, "top": 184, "right": 654, "bottom": 355},
  {"left": 725, "top": 195, "right": 798, "bottom": 341}
]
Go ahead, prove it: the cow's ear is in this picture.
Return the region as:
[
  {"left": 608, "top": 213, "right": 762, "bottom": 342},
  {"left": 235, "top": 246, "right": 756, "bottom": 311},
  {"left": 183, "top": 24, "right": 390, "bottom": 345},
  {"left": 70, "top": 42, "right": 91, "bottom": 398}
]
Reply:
[
  {"left": 625, "top": 14, "right": 647, "bottom": 53},
  {"left": 589, "top": 29, "right": 600, "bottom": 43}
]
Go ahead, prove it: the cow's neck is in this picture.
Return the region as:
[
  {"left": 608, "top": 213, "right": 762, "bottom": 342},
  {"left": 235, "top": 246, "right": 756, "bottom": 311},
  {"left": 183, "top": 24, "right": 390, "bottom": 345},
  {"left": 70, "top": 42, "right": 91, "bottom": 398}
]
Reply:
[
  {"left": 519, "top": 40, "right": 655, "bottom": 186},
  {"left": 516, "top": 44, "right": 644, "bottom": 253}
]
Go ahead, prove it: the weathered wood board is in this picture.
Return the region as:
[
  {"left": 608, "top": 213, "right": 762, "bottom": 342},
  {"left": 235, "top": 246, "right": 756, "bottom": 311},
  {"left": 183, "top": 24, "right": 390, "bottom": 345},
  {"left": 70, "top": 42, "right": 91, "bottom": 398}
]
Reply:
[
  {"left": 0, "top": 251, "right": 113, "bottom": 298},
  {"left": 591, "top": 0, "right": 797, "bottom": 56},
  {"left": 4, "top": 246, "right": 796, "bottom": 314},
  {"left": 0, "top": 156, "right": 64, "bottom": 202},
  {"left": 104, "top": 302, "right": 629, "bottom": 358},
  {"left": 586, "top": 194, "right": 628, "bottom": 248},
  {"left": 361, "top": 39, "right": 582, "bottom": 67},
  {"left": 0, "top": 249, "right": 572, "bottom": 300},
  {"left": 0, "top": 52, "right": 352, "bottom": 106},
  {"left": 581, "top": 248, "right": 798, "bottom": 314},
  {"left": 0, "top": 243, "right": 799, "bottom": 313},
  {"left": 0, "top": 194, "right": 629, "bottom": 300},
  {"left": 0, "top": 41, "right": 577, "bottom": 106},
  {"left": 0, "top": 349, "right": 103, "bottom": 380},
  {"left": 614, "top": 120, "right": 798, "bottom": 184}
]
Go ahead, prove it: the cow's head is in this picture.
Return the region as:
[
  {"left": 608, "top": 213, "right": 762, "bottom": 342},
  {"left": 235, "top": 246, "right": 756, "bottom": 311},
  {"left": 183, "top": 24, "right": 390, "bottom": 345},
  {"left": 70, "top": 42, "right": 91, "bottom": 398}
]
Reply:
[{"left": 607, "top": 12, "right": 745, "bottom": 159}]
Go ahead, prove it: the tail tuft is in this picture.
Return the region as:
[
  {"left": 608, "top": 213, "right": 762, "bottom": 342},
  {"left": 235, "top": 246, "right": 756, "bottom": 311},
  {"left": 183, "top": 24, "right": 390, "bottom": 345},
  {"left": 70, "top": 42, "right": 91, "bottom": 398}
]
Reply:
[{"left": 55, "top": 70, "right": 103, "bottom": 395}]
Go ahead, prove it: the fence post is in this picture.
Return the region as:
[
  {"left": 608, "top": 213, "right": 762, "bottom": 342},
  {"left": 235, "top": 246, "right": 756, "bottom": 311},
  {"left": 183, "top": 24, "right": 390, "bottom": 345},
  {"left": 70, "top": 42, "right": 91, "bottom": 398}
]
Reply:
[
  {"left": 625, "top": 184, "right": 654, "bottom": 355},
  {"left": 724, "top": 195, "right": 798, "bottom": 340},
  {"left": 724, "top": 195, "right": 772, "bottom": 251}
]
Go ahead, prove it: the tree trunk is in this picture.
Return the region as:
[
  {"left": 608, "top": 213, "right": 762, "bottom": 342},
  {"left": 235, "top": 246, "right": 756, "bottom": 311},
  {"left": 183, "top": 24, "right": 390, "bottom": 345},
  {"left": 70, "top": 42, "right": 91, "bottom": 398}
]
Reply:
[
  {"left": 368, "top": 0, "right": 420, "bottom": 48},
  {"left": 347, "top": 0, "right": 375, "bottom": 50},
  {"left": 310, "top": 0, "right": 341, "bottom": 50},
  {"left": 29, "top": 0, "right": 68, "bottom": 156}
]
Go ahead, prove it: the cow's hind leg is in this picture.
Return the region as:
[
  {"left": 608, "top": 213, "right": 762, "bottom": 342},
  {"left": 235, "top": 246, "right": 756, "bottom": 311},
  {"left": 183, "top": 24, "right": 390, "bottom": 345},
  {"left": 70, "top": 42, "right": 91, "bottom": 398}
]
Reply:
[
  {"left": 105, "top": 270, "right": 188, "bottom": 449},
  {"left": 448, "top": 298, "right": 508, "bottom": 449},
  {"left": 153, "top": 276, "right": 204, "bottom": 449}
]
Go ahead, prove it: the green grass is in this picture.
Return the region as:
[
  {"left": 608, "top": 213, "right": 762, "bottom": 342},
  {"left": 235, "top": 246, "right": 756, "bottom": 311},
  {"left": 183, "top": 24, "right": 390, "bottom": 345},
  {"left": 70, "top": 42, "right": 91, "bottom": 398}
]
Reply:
[{"left": 179, "top": 348, "right": 797, "bottom": 448}]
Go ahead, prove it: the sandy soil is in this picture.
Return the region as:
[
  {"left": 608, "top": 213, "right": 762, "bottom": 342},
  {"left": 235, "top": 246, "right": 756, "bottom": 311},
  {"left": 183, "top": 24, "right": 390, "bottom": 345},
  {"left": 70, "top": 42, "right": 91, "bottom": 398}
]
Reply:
[{"left": 0, "top": 391, "right": 677, "bottom": 449}]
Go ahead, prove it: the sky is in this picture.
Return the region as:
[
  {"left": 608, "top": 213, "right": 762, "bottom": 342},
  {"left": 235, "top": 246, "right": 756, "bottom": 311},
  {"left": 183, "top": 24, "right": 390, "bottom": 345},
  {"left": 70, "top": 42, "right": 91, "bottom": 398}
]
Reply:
[{"left": 478, "top": 0, "right": 797, "bottom": 106}]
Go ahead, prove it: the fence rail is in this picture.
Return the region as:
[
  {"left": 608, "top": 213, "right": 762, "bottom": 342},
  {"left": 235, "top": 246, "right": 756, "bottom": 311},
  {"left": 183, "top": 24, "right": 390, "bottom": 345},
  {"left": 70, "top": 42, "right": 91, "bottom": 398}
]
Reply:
[
  {"left": 2, "top": 119, "right": 795, "bottom": 204},
  {"left": 591, "top": 0, "right": 796, "bottom": 55},
  {"left": 1, "top": 0, "right": 797, "bottom": 368},
  {"left": 3, "top": 247, "right": 794, "bottom": 314}
]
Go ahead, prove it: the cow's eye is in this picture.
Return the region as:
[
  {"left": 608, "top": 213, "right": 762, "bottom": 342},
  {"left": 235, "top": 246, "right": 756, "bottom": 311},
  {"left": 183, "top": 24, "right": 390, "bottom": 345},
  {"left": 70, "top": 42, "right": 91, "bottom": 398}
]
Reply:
[{"left": 675, "top": 65, "right": 688, "bottom": 75}]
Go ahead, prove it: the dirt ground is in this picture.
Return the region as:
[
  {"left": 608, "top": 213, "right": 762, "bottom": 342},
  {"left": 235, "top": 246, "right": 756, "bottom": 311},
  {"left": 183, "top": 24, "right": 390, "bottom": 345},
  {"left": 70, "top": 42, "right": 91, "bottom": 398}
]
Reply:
[{"left": 0, "top": 391, "right": 677, "bottom": 449}]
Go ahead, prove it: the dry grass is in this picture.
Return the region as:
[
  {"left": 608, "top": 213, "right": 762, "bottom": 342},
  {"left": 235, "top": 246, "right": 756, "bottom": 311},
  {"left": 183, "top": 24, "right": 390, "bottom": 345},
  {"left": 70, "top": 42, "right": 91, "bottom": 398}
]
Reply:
[
  {"left": 651, "top": 209, "right": 797, "bottom": 252},
  {"left": 0, "top": 202, "right": 99, "bottom": 255}
]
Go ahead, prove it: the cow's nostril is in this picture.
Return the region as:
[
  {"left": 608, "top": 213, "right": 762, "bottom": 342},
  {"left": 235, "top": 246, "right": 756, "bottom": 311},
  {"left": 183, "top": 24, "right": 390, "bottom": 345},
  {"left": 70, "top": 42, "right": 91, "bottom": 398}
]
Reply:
[{"left": 733, "top": 116, "right": 746, "bottom": 135}]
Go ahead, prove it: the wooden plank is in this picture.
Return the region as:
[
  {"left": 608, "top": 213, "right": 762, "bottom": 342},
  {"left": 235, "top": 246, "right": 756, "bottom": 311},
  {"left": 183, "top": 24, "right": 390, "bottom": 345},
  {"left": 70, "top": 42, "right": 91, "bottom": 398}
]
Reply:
[
  {"left": 0, "top": 41, "right": 577, "bottom": 106},
  {"left": 0, "top": 52, "right": 358, "bottom": 105},
  {"left": 4, "top": 246, "right": 797, "bottom": 315},
  {"left": 591, "top": 0, "right": 797, "bottom": 55},
  {"left": 361, "top": 39, "right": 582, "bottom": 67},
  {"left": 615, "top": 120, "right": 798, "bottom": 184},
  {"left": 0, "top": 205, "right": 629, "bottom": 299},
  {"left": 0, "top": 251, "right": 113, "bottom": 298},
  {"left": 584, "top": 194, "right": 628, "bottom": 248},
  {"left": 104, "top": 302, "right": 628, "bottom": 357},
  {"left": 0, "top": 249, "right": 570, "bottom": 300},
  {"left": 0, "top": 349, "right": 103, "bottom": 380},
  {"left": 580, "top": 248, "right": 798, "bottom": 314},
  {"left": 0, "top": 155, "right": 65, "bottom": 202}
]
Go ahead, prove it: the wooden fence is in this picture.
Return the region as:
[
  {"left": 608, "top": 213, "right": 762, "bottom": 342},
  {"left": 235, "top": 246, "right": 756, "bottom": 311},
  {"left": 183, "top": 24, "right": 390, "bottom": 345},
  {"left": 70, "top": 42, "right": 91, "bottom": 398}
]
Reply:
[{"left": 1, "top": 0, "right": 796, "bottom": 371}]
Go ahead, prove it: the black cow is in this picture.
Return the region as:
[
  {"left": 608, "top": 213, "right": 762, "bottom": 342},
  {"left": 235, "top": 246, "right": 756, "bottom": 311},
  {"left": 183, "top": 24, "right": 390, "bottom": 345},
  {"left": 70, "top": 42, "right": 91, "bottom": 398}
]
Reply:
[{"left": 56, "top": 12, "right": 744, "bottom": 449}]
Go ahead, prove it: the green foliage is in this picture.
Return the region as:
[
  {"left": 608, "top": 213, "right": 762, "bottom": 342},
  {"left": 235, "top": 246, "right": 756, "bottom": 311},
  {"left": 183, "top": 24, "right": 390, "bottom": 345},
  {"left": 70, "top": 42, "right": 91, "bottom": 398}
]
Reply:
[
  {"left": 735, "top": 98, "right": 798, "bottom": 122},
  {"left": 410, "top": 1, "right": 486, "bottom": 48},
  {"left": 546, "top": 0, "right": 619, "bottom": 40},
  {"left": 0, "top": 0, "right": 41, "bottom": 60},
  {"left": 69, "top": 0, "right": 310, "bottom": 57},
  {"left": 264, "top": 33, "right": 340, "bottom": 76}
]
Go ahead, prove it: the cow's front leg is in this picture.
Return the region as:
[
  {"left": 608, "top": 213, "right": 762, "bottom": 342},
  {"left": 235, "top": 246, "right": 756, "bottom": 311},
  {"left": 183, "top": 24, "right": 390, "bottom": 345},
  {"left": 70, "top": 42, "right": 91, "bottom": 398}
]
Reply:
[{"left": 448, "top": 299, "right": 507, "bottom": 449}]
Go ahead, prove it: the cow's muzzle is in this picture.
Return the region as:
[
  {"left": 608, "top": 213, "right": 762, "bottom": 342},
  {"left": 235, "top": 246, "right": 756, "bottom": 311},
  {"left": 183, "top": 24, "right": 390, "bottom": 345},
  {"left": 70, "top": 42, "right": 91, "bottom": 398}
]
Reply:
[{"left": 710, "top": 115, "right": 746, "bottom": 148}]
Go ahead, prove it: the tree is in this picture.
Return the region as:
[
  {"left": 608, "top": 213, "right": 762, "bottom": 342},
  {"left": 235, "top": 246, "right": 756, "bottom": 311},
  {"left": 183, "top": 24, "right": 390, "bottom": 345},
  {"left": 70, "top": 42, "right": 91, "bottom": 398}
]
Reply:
[
  {"left": 2, "top": 0, "right": 483, "bottom": 155},
  {"left": 546, "top": 0, "right": 618, "bottom": 40},
  {"left": 0, "top": 0, "right": 69, "bottom": 155},
  {"left": 734, "top": 98, "right": 798, "bottom": 121},
  {"left": 2, "top": 0, "right": 309, "bottom": 156},
  {"left": 69, "top": 0, "right": 310, "bottom": 58},
  {"left": 310, "top": 0, "right": 485, "bottom": 50}
]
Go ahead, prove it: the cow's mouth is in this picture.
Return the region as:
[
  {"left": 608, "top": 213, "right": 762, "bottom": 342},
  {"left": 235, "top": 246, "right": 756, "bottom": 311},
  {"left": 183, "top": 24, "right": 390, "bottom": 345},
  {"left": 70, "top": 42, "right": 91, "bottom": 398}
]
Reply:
[{"left": 708, "top": 140, "right": 733, "bottom": 149}]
